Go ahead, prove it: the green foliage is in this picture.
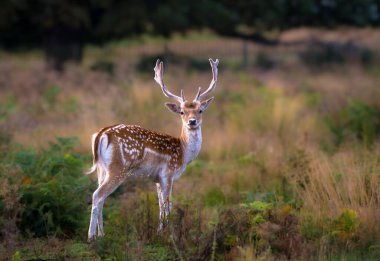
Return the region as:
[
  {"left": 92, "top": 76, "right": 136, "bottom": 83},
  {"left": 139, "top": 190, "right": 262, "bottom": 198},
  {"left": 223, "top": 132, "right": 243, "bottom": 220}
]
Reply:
[
  {"left": 325, "top": 99, "right": 380, "bottom": 147},
  {"left": 7, "top": 239, "right": 100, "bottom": 260},
  {"left": 331, "top": 208, "right": 360, "bottom": 246},
  {"left": 0, "top": 92, "right": 18, "bottom": 122},
  {"left": 301, "top": 217, "right": 324, "bottom": 240},
  {"left": 244, "top": 191, "right": 277, "bottom": 205},
  {"left": 62, "top": 95, "right": 79, "bottom": 114},
  {"left": 241, "top": 200, "right": 274, "bottom": 231},
  {"left": 5, "top": 137, "right": 93, "bottom": 238},
  {"left": 204, "top": 187, "right": 226, "bottom": 207},
  {"left": 301, "top": 89, "right": 322, "bottom": 108},
  {"left": 143, "top": 245, "right": 175, "bottom": 260},
  {"left": 13, "top": 149, "right": 37, "bottom": 173},
  {"left": 42, "top": 85, "right": 61, "bottom": 108},
  {"left": 237, "top": 153, "right": 255, "bottom": 166},
  {"left": 11, "top": 251, "right": 21, "bottom": 261},
  {"left": 186, "top": 158, "right": 209, "bottom": 177},
  {"left": 40, "top": 91, "right": 80, "bottom": 118},
  {"left": 302, "top": 209, "right": 361, "bottom": 251},
  {"left": 242, "top": 201, "right": 273, "bottom": 212},
  {"left": 63, "top": 242, "right": 98, "bottom": 259}
]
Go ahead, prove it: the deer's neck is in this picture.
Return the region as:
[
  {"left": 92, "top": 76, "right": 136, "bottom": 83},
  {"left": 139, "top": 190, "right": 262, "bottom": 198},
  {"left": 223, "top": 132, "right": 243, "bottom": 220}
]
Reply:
[{"left": 180, "top": 126, "right": 202, "bottom": 165}]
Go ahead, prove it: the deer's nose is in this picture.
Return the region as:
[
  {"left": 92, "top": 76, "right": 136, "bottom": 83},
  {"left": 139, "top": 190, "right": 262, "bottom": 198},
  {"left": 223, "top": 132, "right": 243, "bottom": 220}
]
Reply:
[{"left": 188, "top": 119, "right": 197, "bottom": 125}]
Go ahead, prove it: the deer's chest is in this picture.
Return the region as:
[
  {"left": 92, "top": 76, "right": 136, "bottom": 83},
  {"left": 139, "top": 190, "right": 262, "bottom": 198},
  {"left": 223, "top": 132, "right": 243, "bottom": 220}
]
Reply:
[{"left": 183, "top": 131, "right": 202, "bottom": 165}]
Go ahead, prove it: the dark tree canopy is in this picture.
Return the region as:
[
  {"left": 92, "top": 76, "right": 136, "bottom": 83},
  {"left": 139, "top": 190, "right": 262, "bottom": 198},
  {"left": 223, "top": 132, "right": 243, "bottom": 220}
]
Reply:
[{"left": 0, "top": 0, "right": 379, "bottom": 69}]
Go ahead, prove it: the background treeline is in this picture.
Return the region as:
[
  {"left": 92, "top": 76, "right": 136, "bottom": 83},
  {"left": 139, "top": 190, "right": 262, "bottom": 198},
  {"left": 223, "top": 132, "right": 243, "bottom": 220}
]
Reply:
[
  {"left": 1, "top": 0, "right": 379, "bottom": 49},
  {"left": 2, "top": 0, "right": 380, "bottom": 47}
]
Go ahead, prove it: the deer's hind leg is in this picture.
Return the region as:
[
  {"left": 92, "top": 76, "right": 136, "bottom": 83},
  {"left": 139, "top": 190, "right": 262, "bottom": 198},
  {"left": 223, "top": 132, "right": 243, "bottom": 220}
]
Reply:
[
  {"left": 95, "top": 165, "right": 107, "bottom": 236},
  {"left": 88, "top": 169, "right": 126, "bottom": 240}
]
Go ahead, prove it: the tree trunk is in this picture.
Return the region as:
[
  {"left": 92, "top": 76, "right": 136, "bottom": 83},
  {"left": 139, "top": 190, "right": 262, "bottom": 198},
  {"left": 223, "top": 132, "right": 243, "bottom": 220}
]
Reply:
[{"left": 44, "top": 26, "right": 84, "bottom": 71}]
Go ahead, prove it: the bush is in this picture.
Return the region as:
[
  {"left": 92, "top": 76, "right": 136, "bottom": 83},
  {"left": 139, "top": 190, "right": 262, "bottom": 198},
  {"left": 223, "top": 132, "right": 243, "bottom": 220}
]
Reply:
[
  {"left": 204, "top": 187, "right": 226, "bottom": 207},
  {"left": 325, "top": 99, "right": 380, "bottom": 147},
  {"left": 42, "top": 85, "right": 61, "bottom": 108},
  {"left": 331, "top": 208, "right": 360, "bottom": 248},
  {"left": 0, "top": 137, "right": 93, "bottom": 238}
]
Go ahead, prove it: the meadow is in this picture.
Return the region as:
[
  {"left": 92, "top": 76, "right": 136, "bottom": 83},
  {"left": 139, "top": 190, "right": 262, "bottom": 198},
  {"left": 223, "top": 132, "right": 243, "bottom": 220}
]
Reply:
[{"left": 1, "top": 28, "right": 380, "bottom": 260}]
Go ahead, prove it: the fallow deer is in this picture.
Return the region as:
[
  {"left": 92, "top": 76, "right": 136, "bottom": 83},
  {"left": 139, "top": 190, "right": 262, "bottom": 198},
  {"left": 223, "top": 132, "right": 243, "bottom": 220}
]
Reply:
[{"left": 86, "top": 58, "right": 219, "bottom": 240}]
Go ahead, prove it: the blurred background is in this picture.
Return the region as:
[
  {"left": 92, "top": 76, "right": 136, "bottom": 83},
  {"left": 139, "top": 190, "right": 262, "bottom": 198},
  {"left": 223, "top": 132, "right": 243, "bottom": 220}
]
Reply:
[{"left": 1, "top": 1, "right": 380, "bottom": 260}]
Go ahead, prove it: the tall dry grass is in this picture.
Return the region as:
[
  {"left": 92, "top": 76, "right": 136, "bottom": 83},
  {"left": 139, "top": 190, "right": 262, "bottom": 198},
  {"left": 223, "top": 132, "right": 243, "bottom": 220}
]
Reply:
[{"left": 288, "top": 146, "right": 380, "bottom": 244}]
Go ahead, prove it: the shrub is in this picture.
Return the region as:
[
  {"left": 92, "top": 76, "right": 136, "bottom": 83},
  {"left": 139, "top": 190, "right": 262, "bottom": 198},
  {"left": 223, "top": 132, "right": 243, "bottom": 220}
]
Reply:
[
  {"left": 2, "top": 137, "right": 94, "bottom": 238},
  {"left": 325, "top": 99, "right": 380, "bottom": 147},
  {"left": 0, "top": 92, "right": 18, "bottom": 122},
  {"left": 204, "top": 187, "right": 226, "bottom": 207},
  {"left": 42, "top": 85, "right": 61, "bottom": 108},
  {"left": 330, "top": 208, "right": 360, "bottom": 249}
]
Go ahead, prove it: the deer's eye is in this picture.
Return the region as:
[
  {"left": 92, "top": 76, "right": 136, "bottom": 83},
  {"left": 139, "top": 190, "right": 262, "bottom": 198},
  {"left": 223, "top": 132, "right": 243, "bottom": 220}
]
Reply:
[
  {"left": 199, "top": 110, "right": 203, "bottom": 114},
  {"left": 180, "top": 111, "right": 184, "bottom": 115}
]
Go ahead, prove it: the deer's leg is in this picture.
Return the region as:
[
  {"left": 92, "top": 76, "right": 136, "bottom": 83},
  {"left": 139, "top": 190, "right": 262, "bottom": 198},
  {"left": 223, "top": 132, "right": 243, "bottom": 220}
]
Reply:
[
  {"left": 88, "top": 172, "right": 124, "bottom": 240},
  {"left": 156, "top": 183, "right": 165, "bottom": 231},
  {"left": 89, "top": 190, "right": 100, "bottom": 240},
  {"left": 97, "top": 165, "right": 107, "bottom": 186},
  {"left": 97, "top": 199, "right": 105, "bottom": 237},
  {"left": 157, "top": 175, "right": 173, "bottom": 231},
  {"left": 96, "top": 166, "right": 107, "bottom": 236}
]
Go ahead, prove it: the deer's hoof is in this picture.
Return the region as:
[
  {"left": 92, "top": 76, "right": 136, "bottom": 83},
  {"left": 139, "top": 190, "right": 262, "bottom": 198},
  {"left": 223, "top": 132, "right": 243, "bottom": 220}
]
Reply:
[{"left": 88, "top": 235, "right": 97, "bottom": 243}]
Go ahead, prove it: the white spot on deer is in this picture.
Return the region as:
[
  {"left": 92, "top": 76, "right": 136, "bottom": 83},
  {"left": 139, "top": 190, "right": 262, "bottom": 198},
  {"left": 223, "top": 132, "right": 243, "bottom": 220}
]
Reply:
[{"left": 119, "top": 143, "right": 126, "bottom": 164}]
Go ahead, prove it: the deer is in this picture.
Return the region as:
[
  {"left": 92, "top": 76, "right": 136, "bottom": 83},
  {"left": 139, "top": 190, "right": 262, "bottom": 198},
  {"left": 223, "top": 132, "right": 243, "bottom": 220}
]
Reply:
[{"left": 86, "top": 58, "right": 219, "bottom": 240}]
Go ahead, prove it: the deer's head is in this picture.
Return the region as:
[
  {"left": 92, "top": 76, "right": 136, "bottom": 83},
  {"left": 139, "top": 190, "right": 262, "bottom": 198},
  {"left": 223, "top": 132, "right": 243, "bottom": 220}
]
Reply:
[{"left": 154, "top": 58, "right": 219, "bottom": 130}]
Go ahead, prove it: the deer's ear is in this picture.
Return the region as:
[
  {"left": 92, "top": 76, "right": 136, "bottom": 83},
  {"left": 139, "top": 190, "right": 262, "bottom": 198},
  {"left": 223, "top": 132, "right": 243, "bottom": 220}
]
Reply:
[
  {"left": 165, "top": 103, "right": 181, "bottom": 114},
  {"left": 200, "top": 97, "right": 214, "bottom": 112}
]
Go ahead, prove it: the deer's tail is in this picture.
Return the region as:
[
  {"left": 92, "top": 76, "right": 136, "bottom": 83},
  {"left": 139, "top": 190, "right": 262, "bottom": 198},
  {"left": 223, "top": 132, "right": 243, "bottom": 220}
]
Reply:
[
  {"left": 85, "top": 126, "right": 111, "bottom": 175},
  {"left": 85, "top": 132, "right": 100, "bottom": 175}
]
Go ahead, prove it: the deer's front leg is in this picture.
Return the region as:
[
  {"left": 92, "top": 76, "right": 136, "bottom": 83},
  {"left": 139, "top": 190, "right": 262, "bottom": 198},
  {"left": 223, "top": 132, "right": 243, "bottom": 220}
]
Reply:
[
  {"left": 157, "top": 175, "right": 173, "bottom": 232},
  {"left": 156, "top": 183, "right": 164, "bottom": 232}
]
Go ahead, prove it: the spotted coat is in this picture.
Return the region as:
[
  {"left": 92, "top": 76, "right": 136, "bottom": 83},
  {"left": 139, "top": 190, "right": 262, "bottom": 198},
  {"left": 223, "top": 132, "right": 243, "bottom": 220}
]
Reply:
[{"left": 92, "top": 124, "right": 184, "bottom": 180}]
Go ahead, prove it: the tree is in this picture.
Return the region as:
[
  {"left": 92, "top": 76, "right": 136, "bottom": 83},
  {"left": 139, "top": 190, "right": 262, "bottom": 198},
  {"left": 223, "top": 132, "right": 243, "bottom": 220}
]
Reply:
[{"left": 0, "top": 0, "right": 379, "bottom": 70}]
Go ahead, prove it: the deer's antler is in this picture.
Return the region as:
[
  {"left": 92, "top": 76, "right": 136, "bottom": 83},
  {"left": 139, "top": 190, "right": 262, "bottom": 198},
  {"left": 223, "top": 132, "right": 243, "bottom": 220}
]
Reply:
[
  {"left": 154, "top": 59, "right": 185, "bottom": 103},
  {"left": 194, "top": 58, "right": 219, "bottom": 101}
]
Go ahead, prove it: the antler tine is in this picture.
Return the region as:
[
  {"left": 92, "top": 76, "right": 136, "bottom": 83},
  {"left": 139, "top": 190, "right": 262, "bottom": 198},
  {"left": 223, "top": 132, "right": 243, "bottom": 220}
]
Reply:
[
  {"left": 154, "top": 59, "right": 184, "bottom": 103},
  {"left": 195, "top": 58, "right": 219, "bottom": 101},
  {"left": 180, "top": 89, "right": 186, "bottom": 101},
  {"left": 194, "top": 87, "right": 202, "bottom": 101}
]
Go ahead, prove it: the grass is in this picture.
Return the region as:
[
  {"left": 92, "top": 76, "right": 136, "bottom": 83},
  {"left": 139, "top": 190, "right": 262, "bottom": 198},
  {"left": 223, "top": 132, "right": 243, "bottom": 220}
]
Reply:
[{"left": 0, "top": 28, "right": 380, "bottom": 260}]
